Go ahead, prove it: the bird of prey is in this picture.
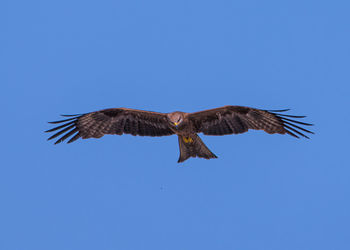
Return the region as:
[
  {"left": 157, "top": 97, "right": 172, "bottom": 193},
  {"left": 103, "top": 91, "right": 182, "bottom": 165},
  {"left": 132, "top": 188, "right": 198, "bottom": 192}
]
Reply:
[{"left": 46, "top": 105, "right": 313, "bottom": 163}]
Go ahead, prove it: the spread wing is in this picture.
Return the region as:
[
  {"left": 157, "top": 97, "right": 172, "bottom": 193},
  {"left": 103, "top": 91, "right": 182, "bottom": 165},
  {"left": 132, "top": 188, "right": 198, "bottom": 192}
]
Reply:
[
  {"left": 188, "top": 106, "right": 313, "bottom": 138},
  {"left": 46, "top": 108, "right": 174, "bottom": 144}
]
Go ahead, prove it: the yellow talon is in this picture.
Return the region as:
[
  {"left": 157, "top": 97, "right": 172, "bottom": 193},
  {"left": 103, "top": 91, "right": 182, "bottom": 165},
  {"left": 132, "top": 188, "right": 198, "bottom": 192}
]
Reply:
[{"left": 183, "top": 136, "right": 193, "bottom": 143}]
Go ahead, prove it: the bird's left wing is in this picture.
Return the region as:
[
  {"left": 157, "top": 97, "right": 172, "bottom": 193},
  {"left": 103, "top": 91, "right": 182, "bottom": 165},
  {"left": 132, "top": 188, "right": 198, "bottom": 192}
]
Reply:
[
  {"left": 188, "top": 105, "right": 314, "bottom": 138},
  {"left": 46, "top": 108, "right": 174, "bottom": 144}
]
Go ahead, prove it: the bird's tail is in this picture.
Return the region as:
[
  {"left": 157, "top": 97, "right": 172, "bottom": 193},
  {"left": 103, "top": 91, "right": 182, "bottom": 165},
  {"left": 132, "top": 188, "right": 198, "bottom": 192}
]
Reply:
[{"left": 177, "top": 134, "right": 218, "bottom": 163}]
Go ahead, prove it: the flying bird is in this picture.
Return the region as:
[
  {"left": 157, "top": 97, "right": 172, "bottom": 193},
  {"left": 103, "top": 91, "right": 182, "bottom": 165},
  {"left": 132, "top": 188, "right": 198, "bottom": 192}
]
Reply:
[{"left": 46, "top": 105, "right": 313, "bottom": 162}]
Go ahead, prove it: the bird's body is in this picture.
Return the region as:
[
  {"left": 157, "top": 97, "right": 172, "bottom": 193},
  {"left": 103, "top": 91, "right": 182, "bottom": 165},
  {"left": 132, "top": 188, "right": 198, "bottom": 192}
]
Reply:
[{"left": 46, "top": 105, "right": 313, "bottom": 162}]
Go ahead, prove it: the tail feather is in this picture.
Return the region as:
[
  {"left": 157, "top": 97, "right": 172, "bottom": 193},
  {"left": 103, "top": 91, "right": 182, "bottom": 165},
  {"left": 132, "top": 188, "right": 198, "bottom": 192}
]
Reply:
[{"left": 177, "top": 134, "right": 217, "bottom": 163}]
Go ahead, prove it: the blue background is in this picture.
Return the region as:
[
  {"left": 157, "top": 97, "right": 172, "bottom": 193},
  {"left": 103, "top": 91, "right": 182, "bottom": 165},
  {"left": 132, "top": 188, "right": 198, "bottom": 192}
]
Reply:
[{"left": 3, "top": 0, "right": 350, "bottom": 249}]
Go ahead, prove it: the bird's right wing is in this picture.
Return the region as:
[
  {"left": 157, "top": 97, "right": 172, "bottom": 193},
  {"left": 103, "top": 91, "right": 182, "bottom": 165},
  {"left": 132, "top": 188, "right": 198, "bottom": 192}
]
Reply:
[{"left": 46, "top": 108, "right": 174, "bottom": 144}]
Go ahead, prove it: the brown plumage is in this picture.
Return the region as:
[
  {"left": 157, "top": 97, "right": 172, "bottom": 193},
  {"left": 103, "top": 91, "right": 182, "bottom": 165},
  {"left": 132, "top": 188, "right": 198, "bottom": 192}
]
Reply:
[{"left": 46, "top": 105, "right": 314, "bottom": 162}]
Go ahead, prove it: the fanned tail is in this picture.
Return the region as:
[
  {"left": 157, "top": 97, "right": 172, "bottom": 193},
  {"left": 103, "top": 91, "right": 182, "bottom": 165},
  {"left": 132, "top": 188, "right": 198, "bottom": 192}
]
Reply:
[{"left": 177, "top": 134, "right": 217, "bottom": 163}]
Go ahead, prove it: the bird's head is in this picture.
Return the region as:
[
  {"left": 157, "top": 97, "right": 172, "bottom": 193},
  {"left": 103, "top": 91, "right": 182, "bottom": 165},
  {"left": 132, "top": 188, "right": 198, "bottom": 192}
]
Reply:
[{"left": 167, "top": 112, "right": 184, "bottom": 127}]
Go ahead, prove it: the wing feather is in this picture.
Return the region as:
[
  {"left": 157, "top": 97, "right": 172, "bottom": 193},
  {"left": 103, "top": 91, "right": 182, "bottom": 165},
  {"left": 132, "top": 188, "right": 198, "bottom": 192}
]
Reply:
[
  {"left": 46, "top": 108, "right": 174, "bottom": 144},
  {"left": 45, "top": 121, "right": 75, "bottom": 132},
  {"left": 188, "top": 106, "right": 313, "bottom": 138},
  {"left": 67, "top": 132, "right": 81, "bottom": 144},
  {"left": 48, "top": 124, "right": 76, "bottom": 141}
]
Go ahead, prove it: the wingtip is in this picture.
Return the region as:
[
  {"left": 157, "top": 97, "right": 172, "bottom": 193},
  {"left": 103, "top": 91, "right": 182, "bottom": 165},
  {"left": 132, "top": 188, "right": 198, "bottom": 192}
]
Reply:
[
  {"left": 60, "top": 114, "right": 82, "bottom": 117},
  {"left": 47, "top": 134, "right": 56, "bottom": 141},
  {"left": 54, "top": 139, "right": 62, "bottom": 145},
  {"left": 267, "top": 108, "right": 291, "bottom": 112}
]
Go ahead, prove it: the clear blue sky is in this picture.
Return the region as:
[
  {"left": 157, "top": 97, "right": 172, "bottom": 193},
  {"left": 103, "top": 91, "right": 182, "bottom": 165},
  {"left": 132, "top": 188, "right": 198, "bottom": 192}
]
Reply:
[{"left": 2, "top": 0, "right": 350, "bottom": 249}]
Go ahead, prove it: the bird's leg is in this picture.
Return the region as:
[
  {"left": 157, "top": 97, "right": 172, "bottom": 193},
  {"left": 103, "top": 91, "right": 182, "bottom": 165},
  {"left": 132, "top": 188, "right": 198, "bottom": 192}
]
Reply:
[{"left": 183, "top": 136, "right": 193, "bottom": 143}]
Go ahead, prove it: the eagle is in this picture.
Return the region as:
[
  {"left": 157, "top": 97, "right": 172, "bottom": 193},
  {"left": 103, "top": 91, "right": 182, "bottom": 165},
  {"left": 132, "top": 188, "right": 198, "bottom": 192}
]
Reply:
[{"left": 46, "top": 105, "right": 313, "bottom": 163}]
